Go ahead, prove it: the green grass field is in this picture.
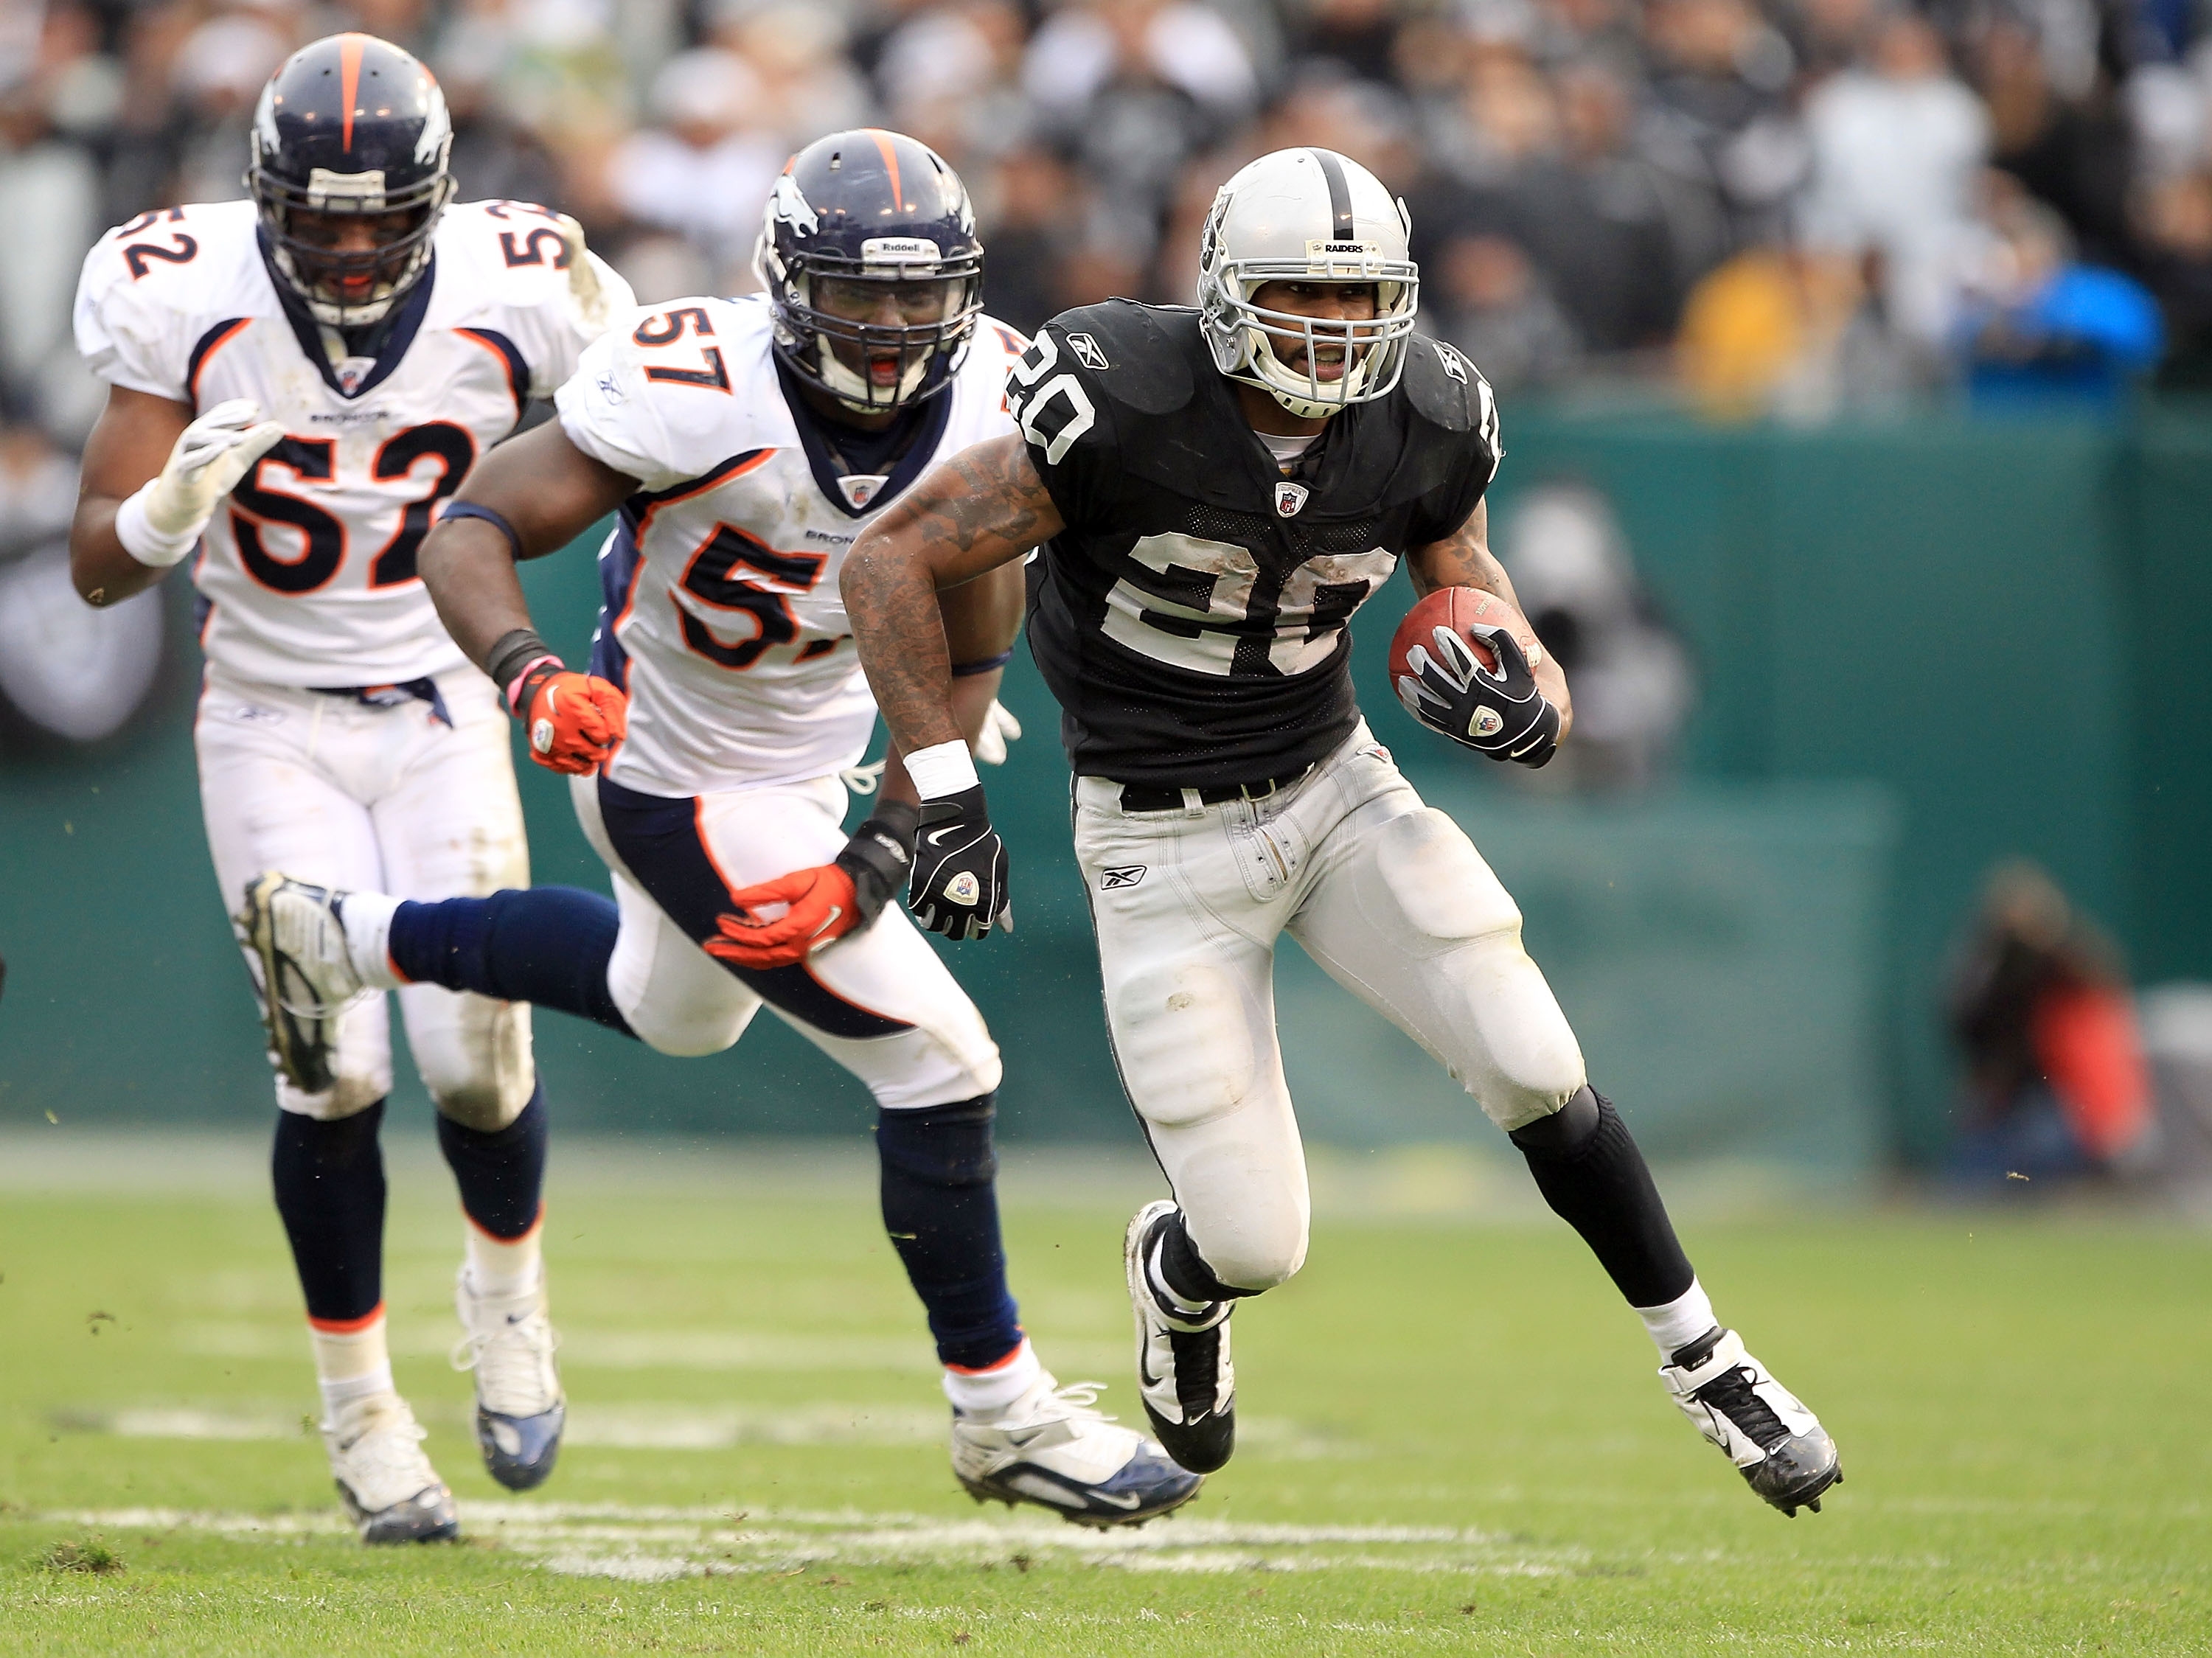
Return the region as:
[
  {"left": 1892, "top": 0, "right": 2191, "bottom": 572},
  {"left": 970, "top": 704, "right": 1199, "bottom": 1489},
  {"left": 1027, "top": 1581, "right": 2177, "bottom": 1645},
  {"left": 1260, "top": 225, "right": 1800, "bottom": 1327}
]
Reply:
[{"left": 0, "top": 1136, "right": 2205, "bottom": 1656}]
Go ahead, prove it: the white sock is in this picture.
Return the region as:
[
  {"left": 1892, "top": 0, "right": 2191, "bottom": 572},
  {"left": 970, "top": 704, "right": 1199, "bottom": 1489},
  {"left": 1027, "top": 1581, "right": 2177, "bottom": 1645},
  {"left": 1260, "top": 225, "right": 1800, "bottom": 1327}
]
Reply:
[
  {"left": 1636, "top": 1278, "right": 1719, "bottom": 1360},
  {"left": 310, "top": 1312, "right": 394, "bottom": 1416},
  {"left": 464, "top": 1213, "right": 543, "bottom": 1299},
  {"left": 942, "top": 1337, "right": 1040, "bottom": 1416},
  {"left": 337, "top": 890, "right": 405, "bottom": 989}
]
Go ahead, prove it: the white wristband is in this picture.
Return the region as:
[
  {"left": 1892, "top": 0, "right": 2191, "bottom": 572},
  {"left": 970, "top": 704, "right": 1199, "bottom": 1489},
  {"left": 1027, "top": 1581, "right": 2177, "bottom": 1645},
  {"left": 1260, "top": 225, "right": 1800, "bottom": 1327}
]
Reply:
[
  {"left": 905, "top": 739, "right": 980, "bottom": 800},
  {"left": 114, "top": 482, "right": 201, "bottom": 568}
]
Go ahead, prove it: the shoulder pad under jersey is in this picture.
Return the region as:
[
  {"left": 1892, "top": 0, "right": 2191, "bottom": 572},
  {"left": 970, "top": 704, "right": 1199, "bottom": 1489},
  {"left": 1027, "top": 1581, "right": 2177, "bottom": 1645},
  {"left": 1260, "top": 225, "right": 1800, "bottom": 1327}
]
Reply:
[
  {"left": 73, "top": 201, "right": 268, "bottom": 401},
  {"left": 1401, "top": 334, "right": 1495, "bottom": 436},
  {"left": 1037, "top": 300, "right": 1198, "bottom": 417},
  {"left": 557, "top": 294, "right": 793, "bottom": 492}
]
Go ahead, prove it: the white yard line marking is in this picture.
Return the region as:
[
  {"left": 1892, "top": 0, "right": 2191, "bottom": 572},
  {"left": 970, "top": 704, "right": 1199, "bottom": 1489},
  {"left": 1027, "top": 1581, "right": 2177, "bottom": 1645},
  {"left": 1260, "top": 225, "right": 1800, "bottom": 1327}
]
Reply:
[{"left": 29, "top": 1503, "right": 1577, "bottom": 1578}]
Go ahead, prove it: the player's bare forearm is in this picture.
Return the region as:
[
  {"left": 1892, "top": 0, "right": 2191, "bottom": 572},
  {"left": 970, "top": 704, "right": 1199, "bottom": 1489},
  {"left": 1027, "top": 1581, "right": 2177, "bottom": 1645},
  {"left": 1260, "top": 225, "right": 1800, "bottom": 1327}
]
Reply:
[
  {"left": 1409, "top": 499, "right": 1573, "bottom": 731},
  {"left": 844, "top": 435, "right": 1060, "bottom": 762},
  {"left": 420, "top": 419, "right": 637, "bottom": 673},
  {"left": 879, "top": 669, "right": 1006, "bottom": 807},
  {"left": 69, "top": 386, "right": 194, "bottom": 607}
]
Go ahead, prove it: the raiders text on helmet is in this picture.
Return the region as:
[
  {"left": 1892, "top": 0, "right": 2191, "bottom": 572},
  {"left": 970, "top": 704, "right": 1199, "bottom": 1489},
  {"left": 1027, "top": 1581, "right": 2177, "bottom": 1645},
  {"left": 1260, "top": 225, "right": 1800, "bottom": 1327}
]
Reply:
[
  {"left": 1196, "top": 147, "right": 1419, "bottom": 420},
  {"left": 754, "top": 129, "right": 984, "bottom": 413},
  {"left": 247, "top": 33, "right": 456, "bottom": 329}
]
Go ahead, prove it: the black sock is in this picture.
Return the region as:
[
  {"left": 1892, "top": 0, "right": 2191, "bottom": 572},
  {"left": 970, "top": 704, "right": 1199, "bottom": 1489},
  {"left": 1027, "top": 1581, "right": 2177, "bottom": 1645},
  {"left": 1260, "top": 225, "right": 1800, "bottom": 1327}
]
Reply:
[
  {"left": 1509, "top": 1087, "right": 1695, "bottom": 1307},
  {"left": 436, "top": 1084, "right": 549, "bottom": 1241},
  {"left": 1154, "top": 1209, "right": 1251, "bottom": 1306},
  {"left": 386, "top": 888, "right": 634, "bottom": 1037},
  {"left": 875, "top": 1096, "right": 1023, "bottom": 1371},
  {"left": 271, "top": 1103, "right": 387, "bottom": 1324}
]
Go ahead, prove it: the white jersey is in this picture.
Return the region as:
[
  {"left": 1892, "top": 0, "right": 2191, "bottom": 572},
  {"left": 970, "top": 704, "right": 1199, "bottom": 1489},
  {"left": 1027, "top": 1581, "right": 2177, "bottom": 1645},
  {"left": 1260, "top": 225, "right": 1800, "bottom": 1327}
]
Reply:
[
  {"left": 74, "top": 198, "right": 634, "bottom": 686},
  {"left": 555, "top": 295, "right": 1025, "bottom": 797}
]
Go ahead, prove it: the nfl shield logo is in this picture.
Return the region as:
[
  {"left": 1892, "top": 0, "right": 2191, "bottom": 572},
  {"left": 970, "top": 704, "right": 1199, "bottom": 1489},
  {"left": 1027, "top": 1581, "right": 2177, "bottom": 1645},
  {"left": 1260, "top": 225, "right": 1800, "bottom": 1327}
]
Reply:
[
  {"left": 1274, "top": 481, "right": 1309, "bottom": 518},
  {"left": 838, "top": 474, "right": 888, "bottom": 510}
]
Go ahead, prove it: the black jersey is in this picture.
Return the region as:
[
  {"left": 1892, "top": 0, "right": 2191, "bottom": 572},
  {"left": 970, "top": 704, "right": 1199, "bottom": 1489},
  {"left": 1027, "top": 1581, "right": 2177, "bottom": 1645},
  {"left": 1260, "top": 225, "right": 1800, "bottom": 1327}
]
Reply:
[{"left": 1012, "top": 300, "right": 1500, "bottom": 786}]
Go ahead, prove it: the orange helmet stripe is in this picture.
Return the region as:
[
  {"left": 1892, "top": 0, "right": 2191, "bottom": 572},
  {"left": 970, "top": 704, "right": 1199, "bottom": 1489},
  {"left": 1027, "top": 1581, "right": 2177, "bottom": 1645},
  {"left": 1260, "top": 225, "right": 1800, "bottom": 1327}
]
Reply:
[
  {"left": 862, "top": 128, "right": 908, "bottom": 212},
  {"left": 338, "top": 32, "right": 366, "bottom": 151}
]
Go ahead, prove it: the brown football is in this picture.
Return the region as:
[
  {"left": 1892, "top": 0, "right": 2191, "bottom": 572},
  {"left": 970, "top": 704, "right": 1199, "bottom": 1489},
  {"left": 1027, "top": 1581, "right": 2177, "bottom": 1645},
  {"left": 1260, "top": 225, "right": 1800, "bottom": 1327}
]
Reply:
[{"left": 1387, "top": 585, "right": 1542, "bottom": 687}]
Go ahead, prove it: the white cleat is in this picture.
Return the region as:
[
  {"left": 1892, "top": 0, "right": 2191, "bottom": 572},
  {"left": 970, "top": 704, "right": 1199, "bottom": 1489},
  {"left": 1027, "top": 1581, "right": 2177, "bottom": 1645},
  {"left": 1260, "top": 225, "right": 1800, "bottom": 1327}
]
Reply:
[
  {"left": 452, "top": 1267, "right": 566, "bottom": 1491},
  {"left": 232, "top": 871, "right": 368, "bottom": 1092},
  {"left": 1661, "top": 1326, "right": 1842, "bottom": 1517},
  {"left": 323, "top": 1392, "right": 459, "bottom": 1544},
  {"left": 950, "top": 1371, "right": 1202, "bottom": 1528}
]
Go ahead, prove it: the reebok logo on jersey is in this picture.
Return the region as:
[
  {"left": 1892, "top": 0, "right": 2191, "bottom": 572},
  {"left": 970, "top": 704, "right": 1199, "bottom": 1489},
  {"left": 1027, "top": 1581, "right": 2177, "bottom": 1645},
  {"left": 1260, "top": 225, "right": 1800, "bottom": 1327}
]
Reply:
[
  {"left": 1066, "top": 332, "right": 1109, "bottom": 371},
  {"left": 1274, "top": 481, "right": 1309, "bottom": 518},
  {"left": 1100, "top": 865, "right": 1147, "bottom": 890},
  {"left": 1434, "top": 341, "right": 1469, "bottom": 383}
]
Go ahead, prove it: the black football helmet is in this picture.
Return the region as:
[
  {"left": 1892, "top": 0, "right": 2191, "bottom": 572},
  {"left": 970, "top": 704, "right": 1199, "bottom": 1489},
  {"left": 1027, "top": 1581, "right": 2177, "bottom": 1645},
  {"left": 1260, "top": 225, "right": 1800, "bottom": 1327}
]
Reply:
[
  {"left": 246, "top": 33, "right": 456, "bottom": 329},
  {"left": 754, "top": 129, "right": 984, "bottom": 413}
]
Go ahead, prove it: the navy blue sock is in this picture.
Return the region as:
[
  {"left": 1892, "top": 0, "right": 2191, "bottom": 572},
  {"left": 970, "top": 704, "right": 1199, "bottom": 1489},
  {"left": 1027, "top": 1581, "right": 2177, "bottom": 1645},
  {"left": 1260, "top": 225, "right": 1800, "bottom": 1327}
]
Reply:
[
  {"left": 272, "top": 1102, "right": 387, "bottom": 1324},
  {"left": 876, "top": 1096, "right": 1023, "bottom": 1370},
  {"left": 437, "top": 1084, "right": 549, "bottom": 1240},
  {"left": 386, "top": 888, "right": 633, "bottom": 1037}
]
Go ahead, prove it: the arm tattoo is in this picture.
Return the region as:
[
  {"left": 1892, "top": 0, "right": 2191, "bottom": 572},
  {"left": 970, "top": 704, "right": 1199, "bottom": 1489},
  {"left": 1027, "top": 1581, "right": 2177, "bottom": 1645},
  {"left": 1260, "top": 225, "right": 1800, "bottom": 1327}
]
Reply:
[
  {"left": 1408, "top": 512, "right": 1513, "bottom": 602},
  {"left": 843, "top": 435, "right": 1060, "bottom": 762}
]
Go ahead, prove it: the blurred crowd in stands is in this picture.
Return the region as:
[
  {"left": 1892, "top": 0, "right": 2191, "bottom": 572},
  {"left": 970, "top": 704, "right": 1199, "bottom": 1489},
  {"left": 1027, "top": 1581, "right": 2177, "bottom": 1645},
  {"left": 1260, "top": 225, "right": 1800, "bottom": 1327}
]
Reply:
[{"left": 9, "top": 0, "right": 2212, "bottom": 436}]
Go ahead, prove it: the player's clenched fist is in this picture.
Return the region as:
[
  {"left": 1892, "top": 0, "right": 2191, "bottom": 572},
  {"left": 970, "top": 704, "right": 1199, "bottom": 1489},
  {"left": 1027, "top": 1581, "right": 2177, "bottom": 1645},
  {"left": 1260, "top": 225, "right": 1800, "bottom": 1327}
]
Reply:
[
  {"left": 706, "top": 803, "right": 918, "bottom": 969},
  {"left": 1396, "top": 624, "right": 1560, "bottom": 767},
  {"left": 911, "top": 784, "right": 1010, "bottom": 941},
  {"left": 115, "top": 399, "right": 286, "bottom": 568},
  {"left": 486, "top": 627, "right": 627, "bottom": 774}
]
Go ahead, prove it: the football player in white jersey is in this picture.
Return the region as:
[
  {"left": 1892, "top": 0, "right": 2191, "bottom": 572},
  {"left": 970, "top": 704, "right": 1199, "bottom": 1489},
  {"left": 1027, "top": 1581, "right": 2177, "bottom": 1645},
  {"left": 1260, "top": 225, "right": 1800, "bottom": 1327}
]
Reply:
[
  {"left": 67, "top": 35, "right": 636, "bottom": 1542},
  {"left": 234, "top": 130, "right": 1201, "bottom": 1527}
]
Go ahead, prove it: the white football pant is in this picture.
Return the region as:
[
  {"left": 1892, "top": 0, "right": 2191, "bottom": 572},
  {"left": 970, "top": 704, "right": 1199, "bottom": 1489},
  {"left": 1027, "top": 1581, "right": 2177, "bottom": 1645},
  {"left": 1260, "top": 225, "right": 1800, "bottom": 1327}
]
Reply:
[
  {"left": 568, "top": 773, "right": 1002, "bottom": 1110},
  {"left": 1074, "top": 720, "right": 1588, "bottom": 1292},
  {"left": 195, "top": 663, "right": 535, "bottom": 1126}
]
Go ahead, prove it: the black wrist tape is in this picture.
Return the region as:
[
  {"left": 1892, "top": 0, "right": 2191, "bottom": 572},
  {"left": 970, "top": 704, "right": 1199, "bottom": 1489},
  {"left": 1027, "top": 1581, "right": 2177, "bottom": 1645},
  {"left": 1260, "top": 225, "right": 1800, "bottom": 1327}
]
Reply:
[{"left": 484, "top": 628, "right": 559, "bottom": 704}]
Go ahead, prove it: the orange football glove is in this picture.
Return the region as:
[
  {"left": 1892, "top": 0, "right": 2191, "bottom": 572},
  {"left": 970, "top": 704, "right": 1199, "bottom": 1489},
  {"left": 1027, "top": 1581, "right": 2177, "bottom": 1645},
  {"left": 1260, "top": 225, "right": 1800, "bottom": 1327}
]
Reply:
[
  {"left": 703, "top": 865, "right": 860, "bottom": 969},
  {"left": 514, "top": 662, "right": 627, "bottom": 776}
]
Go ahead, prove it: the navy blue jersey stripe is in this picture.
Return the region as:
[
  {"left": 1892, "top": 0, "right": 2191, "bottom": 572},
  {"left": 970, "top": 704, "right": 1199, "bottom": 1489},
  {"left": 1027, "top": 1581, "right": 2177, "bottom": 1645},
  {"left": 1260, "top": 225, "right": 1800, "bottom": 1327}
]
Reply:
[
  {"left": 589, "top": 518, "right": 641, "bottom": 691},
  {"left": 456, "top": 327, "right": 530, "bottom": 419}
]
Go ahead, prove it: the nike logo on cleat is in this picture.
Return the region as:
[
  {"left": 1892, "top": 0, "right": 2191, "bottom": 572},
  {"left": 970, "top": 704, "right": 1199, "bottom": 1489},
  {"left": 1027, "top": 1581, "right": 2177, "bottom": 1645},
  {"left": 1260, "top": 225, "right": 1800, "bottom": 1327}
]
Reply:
[{"left": 1090, "top": 1491, "right": 1144, "bottom": 1510}]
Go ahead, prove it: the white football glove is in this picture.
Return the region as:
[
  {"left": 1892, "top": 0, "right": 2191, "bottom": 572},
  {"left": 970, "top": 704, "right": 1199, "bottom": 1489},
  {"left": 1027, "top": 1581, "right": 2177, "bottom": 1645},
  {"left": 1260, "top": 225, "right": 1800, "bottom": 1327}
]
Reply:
[
  {"left": 114, "top": 399, "right": 285, "bottom": 568},
  {"left": 972, "top": 699, "right": 1022, "bottom": 767}
]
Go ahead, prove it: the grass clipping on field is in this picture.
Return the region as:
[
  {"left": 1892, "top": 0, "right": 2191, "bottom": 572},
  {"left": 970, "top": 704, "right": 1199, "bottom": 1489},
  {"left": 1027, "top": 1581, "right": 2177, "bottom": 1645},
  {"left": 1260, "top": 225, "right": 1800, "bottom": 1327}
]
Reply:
[{"left": 38, "top": 1537, "right": 122, "bottom": 1575}]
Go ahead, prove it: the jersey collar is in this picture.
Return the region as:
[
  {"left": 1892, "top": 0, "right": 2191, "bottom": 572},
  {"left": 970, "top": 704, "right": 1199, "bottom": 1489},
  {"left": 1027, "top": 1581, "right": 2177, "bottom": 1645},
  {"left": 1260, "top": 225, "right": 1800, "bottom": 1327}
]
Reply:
[
  {"left": 258, "top": 228, "right": 438, "bottom": 401},
  {"left": 774, "top": 358, "right": 955, "bottom": 521}
]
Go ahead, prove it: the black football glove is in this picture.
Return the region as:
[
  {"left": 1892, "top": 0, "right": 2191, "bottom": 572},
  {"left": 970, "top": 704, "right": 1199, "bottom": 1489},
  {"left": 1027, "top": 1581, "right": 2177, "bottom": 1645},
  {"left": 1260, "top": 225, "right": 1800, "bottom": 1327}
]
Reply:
[
  {"left": 1395, "top": 622, "right": 1561, "bottom": 767},
  {"left": 910, "top": 785, "right": 1011, "bottom": 941}
]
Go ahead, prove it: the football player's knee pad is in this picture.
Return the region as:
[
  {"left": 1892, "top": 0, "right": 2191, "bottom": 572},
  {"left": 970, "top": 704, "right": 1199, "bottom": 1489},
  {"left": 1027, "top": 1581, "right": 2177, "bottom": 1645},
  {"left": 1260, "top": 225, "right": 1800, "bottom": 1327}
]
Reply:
[
  {"left": 1372, "top": 808, "right": 1527, "bottom": 945},
  {"left": 412, "top": 995, "right": 536, "bottom": 1132},
  {"left": 1109, "top": 961, "right": 1262, "bottom": 1130},
  {"left": 1183, "top": 1199, "right": 1308, "bottom": 1293},
  {"left": 626, "top": 995, "right": 758, "bottom": 1058}
]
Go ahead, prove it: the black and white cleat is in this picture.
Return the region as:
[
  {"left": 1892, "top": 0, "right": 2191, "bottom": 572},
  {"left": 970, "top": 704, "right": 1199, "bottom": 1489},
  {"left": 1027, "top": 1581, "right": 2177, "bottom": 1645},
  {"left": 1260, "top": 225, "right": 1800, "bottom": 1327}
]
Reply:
[
  {"left": 1124, "top": 1200, "right": 1236, "bottom": 1474},
  {"left": 1661, "top": 1326, "right": 1842, "bottom": 1517}
]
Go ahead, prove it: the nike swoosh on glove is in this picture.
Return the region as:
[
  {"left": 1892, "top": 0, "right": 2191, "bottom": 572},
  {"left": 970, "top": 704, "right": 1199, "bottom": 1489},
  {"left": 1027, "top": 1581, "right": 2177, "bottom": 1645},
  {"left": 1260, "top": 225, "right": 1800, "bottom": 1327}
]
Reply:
[
  {"left": 515, "top": 664, "right": 627, "bottom": 776},
  {"left": 911, "top": 785, "right": 1010, "bottom": 941},
  {"left": 116, "top": 399, "right": 286, "bottom": 568},
  {"left": 1394, "top": 621, "right": 1561, "bottom": 767}
]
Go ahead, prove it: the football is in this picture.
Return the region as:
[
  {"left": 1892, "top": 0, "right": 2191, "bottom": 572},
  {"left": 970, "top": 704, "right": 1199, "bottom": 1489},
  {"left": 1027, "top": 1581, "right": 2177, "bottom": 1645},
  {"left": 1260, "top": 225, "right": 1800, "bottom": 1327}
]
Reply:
[{"left": 1387, "top": 585, "right": 1544, "bottom": 686}]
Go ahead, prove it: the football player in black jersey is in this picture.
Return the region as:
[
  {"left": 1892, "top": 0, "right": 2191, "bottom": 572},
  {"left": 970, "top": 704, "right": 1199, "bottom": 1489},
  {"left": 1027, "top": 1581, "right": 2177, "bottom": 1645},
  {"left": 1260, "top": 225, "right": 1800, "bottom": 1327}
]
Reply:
[{"left": 844, "top": 147, "right": 1841, "bottom": 1516}]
